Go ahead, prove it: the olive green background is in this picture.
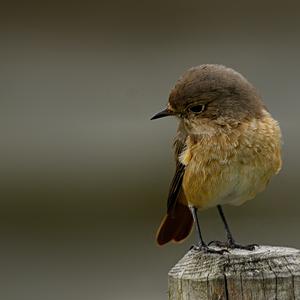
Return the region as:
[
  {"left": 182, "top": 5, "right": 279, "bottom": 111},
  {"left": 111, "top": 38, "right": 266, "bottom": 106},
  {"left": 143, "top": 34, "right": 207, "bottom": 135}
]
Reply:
[{"left": 0, "top": 1, "right": 299, "bottom": 299}]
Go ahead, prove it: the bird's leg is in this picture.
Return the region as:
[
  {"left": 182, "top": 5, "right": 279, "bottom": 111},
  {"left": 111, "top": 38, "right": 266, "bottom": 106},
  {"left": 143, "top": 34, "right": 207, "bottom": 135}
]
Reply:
[
  {"left": 190, "top": 206, "right": 227, "bottom": 254},
  {"left": 209, "top": 205, "right": 257, "bottom": 250}
]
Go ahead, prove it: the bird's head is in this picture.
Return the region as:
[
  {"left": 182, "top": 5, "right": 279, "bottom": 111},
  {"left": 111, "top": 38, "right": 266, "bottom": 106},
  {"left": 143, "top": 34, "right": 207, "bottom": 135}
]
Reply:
[{"left": 151, "top": 64, "right": 264, "bottom": 134}]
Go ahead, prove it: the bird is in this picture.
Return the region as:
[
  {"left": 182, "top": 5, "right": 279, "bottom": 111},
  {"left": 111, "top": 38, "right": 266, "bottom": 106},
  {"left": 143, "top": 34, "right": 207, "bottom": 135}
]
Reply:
[{"left": 151, "top": 64, "right": 282, "bottom": 253}]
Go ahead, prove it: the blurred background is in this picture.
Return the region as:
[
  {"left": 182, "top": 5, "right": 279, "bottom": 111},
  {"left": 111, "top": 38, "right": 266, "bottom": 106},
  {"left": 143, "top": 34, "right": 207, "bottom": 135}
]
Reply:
[{"left": 0, "top": 1, "right": 299, "bottom": 299}]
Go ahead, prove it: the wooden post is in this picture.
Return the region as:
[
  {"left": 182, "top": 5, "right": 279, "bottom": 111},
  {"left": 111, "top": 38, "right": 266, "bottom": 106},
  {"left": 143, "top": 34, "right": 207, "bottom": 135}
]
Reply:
[{"left": 168, "top": 246, "right": 300, "bottom": 300}]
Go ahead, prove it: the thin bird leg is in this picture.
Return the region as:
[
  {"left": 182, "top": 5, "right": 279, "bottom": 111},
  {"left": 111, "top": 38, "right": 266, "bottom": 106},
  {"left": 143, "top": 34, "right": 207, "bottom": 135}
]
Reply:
[
  {"left": 190, "top": 206, "right": 227, "bottom": 254},
  {"left": 217, "top": 205, "right": 234, "bottom": 243},
  {"left": 209, "top": 205, "right": 257, "bottom": 251},
  {"left": 190, "top": 206, "right": 206, "bottom": 247}
]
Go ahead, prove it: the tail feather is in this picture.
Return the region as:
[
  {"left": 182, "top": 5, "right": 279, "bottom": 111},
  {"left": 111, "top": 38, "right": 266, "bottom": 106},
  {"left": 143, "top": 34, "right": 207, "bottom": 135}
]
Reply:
[{"left": 156, "top": 203, "right": 193, "bottom": 245}]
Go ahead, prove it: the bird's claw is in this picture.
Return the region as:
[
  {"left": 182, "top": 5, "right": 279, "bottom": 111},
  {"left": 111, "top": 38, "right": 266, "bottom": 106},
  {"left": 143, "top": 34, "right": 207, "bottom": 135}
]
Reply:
[
  {"left": 208, "top": 240, "right": 258, "bottom": 251},
  {"left": 190, "top": 244, "right": 229, "bottom": 254}
]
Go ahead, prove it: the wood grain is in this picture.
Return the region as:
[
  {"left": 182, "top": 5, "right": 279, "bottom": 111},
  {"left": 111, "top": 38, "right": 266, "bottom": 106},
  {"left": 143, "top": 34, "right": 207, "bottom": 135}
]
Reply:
[{"left": 168, "top": 246, "right": 300, "bottom": 300}]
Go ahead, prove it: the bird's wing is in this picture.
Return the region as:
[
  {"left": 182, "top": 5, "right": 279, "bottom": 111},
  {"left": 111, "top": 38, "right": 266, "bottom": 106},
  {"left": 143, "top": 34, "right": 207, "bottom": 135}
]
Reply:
[{"left": 167, "top": 133, "right": 187, "bottom": 215}]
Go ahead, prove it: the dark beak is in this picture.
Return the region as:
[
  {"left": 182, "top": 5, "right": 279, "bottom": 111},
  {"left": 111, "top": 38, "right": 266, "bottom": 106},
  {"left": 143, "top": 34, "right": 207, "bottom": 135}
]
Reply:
[{"left": 150, "top": 108, "right": 175, "bottom": 120}]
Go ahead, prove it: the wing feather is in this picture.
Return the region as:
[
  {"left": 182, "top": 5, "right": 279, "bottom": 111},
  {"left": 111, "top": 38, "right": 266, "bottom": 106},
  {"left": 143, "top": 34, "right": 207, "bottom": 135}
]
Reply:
[{"left": 167, "top": 131, "right": 187, "bottom": 215}]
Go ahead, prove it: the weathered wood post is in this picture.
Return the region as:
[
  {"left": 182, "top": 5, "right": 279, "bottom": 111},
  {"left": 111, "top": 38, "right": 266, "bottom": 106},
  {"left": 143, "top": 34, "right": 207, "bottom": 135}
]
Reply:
[{"left": 168, "top": 246, "right": 300, "bottom": 299}]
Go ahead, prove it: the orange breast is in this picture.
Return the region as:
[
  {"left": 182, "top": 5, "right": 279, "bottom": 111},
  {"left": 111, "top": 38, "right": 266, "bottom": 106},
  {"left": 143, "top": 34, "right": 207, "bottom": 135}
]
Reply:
[{"left": 180, "top": 112, "right": 282, "bottom": 210}]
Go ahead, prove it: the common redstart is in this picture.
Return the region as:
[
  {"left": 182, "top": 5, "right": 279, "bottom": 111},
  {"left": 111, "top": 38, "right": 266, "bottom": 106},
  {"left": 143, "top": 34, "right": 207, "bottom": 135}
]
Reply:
[{"left": 151, "top": 64, "right": 281, "bottom": 253}]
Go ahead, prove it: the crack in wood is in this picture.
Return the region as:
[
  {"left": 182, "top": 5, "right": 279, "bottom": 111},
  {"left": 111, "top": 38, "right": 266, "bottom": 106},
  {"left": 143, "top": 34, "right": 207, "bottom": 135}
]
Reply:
[
  {"left": 168, "top": 246, "right": 300, "bottom": 300},
  {"left": 284, "top": 256, "right": 295, "bottom": 300}
]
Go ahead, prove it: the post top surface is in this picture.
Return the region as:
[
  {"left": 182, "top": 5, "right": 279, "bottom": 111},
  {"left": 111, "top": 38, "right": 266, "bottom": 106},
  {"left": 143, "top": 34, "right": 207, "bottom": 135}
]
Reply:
[
  {"left": 206, "top": 245, "right": 300, "bottom": 257},
  {"left": 169, "top": 245, "right": 300, "bottom": 280}
]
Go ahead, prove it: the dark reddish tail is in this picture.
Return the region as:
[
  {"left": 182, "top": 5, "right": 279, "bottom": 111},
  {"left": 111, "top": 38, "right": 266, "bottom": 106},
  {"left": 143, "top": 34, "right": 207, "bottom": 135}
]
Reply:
[{"left": 156, "top": 203, "right": 193, "bottom": 245}]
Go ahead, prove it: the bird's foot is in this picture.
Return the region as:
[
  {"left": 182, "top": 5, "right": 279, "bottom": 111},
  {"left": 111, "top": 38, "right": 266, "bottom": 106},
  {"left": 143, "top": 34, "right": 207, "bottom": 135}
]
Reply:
[
  {"left": 208, "top": 240, "right": 258, "bottom": 251},
  {"left": 190, "top": 244, "right": 228, "bottom": 254}
]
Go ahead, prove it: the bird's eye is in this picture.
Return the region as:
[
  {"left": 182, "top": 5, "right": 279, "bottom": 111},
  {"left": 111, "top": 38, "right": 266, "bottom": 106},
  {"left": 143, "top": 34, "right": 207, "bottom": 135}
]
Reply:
[{"left": 188, "top": 104, "right": 205, "bottom": 113}]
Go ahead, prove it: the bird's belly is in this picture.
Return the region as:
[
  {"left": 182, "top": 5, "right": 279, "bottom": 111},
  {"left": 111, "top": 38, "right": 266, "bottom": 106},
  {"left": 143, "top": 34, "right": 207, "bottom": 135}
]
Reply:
[
  {"left": 183, "top": 160, "right": 275, "bottom": 210},
  {"left": 180, "top": 113, "right": 282, "bottom": 210}
]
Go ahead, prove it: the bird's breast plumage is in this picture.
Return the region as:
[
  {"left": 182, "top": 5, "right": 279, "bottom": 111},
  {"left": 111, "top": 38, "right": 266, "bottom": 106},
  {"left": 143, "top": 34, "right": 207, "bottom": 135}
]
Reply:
[{"left": 179, "top": 110, "right": 282, "bottom": 210}]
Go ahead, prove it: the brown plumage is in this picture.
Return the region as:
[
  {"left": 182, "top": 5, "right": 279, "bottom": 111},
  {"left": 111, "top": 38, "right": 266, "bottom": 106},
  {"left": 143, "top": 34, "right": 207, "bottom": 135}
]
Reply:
[
  {"left": 152, "top": 64, "right": 282, "bottom": 248},
  {"left": 156, "top": 203, "right": 193, "bottom": 245}
]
